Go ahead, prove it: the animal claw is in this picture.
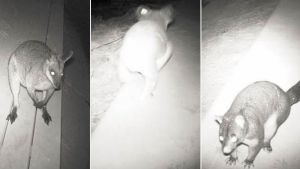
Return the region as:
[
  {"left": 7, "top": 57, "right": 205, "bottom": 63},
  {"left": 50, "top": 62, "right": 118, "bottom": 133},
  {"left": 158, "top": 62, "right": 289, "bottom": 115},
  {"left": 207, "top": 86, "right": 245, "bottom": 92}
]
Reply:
[
  {"left": 263, "top": 146, "right": 272, "bottom": 152},
  {"left": 226, "top": 156, "right": 238, "bottom": 165},
  {"left": 243, "top": 160, "right": 254, "bottom": 168},
  {"left": 263, "top": 143, "right": 272, "bottom": 152},
  {"left": 42, "top": 107, "right": 52, "bottom": 125},
  {"left": 6, "top": 107, "right": 17, "bottom": 124}
]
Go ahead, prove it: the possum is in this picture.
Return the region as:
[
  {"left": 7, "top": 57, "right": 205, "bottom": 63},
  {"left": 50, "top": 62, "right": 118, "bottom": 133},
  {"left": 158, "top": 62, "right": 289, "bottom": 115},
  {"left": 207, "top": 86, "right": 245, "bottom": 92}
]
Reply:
[
  {"left": 7, "top": 40, "right": 73, "bottom": 125},
  {"left": 118, "top": 4, "right": 174, "bottom": 98},
  {"left": 216, "top": 81, "right": 300, "bottom": 168}
]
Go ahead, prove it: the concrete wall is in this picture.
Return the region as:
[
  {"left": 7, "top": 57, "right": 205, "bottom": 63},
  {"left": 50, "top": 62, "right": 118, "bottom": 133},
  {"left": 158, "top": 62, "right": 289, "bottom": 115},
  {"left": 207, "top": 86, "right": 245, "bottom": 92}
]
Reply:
[
  {"left": 61, "top": 0, "right": 90, "bottom": 169},
  {"left": 0, "top": 0, "right": 63, "bottom": 169}
]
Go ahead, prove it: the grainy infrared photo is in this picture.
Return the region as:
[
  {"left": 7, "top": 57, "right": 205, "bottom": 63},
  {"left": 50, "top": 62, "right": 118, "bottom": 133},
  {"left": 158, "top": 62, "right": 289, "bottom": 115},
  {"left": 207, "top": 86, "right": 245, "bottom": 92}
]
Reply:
[
  {"left": 90, "top": 0, "right": 200, "bottom": 169},
  {"left": 0, "top": 0, "right": 89, "bottom": 169},
  {"left": 202, "top": 0, "right": 300, "bottom": 169}
]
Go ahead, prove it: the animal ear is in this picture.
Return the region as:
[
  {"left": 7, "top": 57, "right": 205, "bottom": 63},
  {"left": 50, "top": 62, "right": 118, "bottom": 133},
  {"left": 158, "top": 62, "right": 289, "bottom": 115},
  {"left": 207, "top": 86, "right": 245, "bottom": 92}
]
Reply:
[
  {"left": 136, "top": 5, "right": 151, "bottom": 18},
  {"left": 46, "top": 58, "right": 50, "bottom": 65},
  {"left": 215, "top": 115, "right": 223, "bottom": 125},
  {"left": 235, "top": 115, "right": 245, "bottom": 128},
  {"left": 47, "top": 54, "right": 56, "bottom": 63},
  {"left": 63, "top": 50, "right": 73, "bottom": 63},
  {"left": 162, "top": 4, "right": 174, "bottom": 17}
]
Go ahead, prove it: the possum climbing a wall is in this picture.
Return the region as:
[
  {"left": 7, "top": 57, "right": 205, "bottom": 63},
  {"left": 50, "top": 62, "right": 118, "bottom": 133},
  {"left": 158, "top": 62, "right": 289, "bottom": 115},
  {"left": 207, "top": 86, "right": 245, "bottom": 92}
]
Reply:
[{"left": 7, "top": 40, "right": 73, "bottom": 125}]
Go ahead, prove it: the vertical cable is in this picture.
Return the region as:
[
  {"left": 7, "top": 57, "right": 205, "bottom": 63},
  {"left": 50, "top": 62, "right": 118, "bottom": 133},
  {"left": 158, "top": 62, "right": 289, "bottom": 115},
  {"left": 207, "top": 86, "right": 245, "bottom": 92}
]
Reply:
[
  {"left": 26, "top": 0, "right": 54, "bottom": 168},
  {"left": 44, "top": 0, "right": 54, "bottom": 44},
  {"left": 26, "top": 107, "right": 38, "bottom": 169},
  {"left": 0, "top": 120, "right": 9, "bottom": 151}
]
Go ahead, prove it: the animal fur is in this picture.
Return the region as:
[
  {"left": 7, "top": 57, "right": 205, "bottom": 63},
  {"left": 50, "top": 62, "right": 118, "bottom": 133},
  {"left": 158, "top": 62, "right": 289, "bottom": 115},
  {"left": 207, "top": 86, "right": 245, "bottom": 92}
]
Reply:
[
  {"left": 7, "top": 40, "right": 72, "bottom": 125},
  {"left": 118, "top": 4, "right": 174, "bottom": 98},
  {"left": 216, "top": 81, "right": 300, "bottom": 168}
]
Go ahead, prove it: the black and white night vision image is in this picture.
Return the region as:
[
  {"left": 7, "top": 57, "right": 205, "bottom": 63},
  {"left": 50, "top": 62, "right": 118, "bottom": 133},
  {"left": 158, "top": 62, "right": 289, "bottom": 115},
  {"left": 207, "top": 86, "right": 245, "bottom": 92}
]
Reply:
[
  {"left": 90, "top": 0, "right": 199, "bottom": 168},
  {"left": 202, "top": 0, "right": 300, "bottom": 169},
  {"left": 0, "top": 0, "right": 89, "bottom": 169}
]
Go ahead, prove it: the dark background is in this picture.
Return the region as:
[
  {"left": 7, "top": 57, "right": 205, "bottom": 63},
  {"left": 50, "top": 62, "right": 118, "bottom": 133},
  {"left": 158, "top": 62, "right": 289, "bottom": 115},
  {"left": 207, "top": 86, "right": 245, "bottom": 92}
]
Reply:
[
  {"left": 61, "top": 0, "right": 90, "bottom": 169},
  {"left": 91, "top": 0, "right": 176, "bottom": 20}
]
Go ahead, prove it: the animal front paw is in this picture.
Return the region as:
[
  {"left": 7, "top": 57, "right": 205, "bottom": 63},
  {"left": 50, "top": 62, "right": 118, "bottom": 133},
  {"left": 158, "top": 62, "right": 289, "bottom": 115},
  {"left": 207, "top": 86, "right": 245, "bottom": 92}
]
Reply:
[
  {"left": 42, "top": 107, "right": 52, "bottom": 125},
  {"left": 263, "top": 143, "right": 272, "bottom": 152},
  {"left": 243, "top": 159, "right": 254, "bottom": 169},
  {"left": 6, "top": 107, "right": 17, "bottom": 124},
  {"left": 226, "top": 156, "right": 238, "bottom": 165}
]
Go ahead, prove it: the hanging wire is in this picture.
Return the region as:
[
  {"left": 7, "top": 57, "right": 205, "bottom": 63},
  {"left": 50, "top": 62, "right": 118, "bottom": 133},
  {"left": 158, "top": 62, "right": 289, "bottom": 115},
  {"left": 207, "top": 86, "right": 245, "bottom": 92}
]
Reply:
[{"left": 90, "top": 35, "right": 124, "bottom": 51}]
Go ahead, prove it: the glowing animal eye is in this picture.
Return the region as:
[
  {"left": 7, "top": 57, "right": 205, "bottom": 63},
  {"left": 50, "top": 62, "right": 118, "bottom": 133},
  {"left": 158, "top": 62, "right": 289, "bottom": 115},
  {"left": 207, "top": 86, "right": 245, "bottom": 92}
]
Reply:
[
  {"left": 231, "top": 134, "right": 237, "bottom": 142},
  {"left": 219, "top": 136, "right": 224, "bottom": 141},
  {"left": 50, "top": 71, "right": 55, "bottom": 76},
  {"left": 61, "top": 73, "right": 64, "bottom": 76},
  {"left": 141, "top": 8, "right": 148, "bottom": 15}
]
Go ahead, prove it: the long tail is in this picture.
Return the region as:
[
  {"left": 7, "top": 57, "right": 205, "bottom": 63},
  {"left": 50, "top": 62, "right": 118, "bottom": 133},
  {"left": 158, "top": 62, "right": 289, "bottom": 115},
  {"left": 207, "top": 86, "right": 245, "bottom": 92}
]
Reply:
[{"left": 287, "top": 81, "right": 300, "bottom": 106}]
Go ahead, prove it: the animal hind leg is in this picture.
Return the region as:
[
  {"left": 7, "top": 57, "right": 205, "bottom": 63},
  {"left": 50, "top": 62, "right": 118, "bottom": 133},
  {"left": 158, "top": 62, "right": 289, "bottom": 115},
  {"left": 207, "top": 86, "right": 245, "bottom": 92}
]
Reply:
[
  {"left": 7, "top": 71, "right": 21, "bottom": 124},
  {"left": 263, "top": 113, "right": 279, "bottom": 152},
  {"left": 140, "top": 68, "right": 158, "bottom": 99}
]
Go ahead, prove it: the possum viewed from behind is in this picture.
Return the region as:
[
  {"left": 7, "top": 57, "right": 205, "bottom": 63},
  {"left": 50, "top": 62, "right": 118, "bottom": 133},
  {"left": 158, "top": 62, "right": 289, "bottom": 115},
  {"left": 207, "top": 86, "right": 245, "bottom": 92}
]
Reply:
[
  {"left": 216, "top": 81, "right": 300, "bottom": 168},
  {"left": 118, "top": 4, "right": 174, "bottom": 98},
  {"left": 7, "top": 40, "right": 73, "bottom": 125}
]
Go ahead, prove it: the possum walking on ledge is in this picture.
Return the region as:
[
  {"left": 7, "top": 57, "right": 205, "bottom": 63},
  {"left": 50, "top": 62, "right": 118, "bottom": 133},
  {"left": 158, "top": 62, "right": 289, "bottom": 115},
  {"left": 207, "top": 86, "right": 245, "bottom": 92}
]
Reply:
[
  {"left": 118, "top": 5, "right": 174, "bottom": 99},
  {"left": 216, "top": 81, "right": 300, "bottom": 168},
  {"left": 7, "top": 40, "right": 73, "bottom": 125}
]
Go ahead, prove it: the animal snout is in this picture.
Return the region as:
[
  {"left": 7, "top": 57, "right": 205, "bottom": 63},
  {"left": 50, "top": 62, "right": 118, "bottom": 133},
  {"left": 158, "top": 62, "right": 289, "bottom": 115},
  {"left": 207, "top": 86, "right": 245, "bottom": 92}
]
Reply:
[
  {"left": 51, "top": 75, "right": 63, "bottom": 89},
  {"left": 223, "top": 146, "right": 232, "bottom": 155},
  {"left": 52, "top": 80, "right": 61, "bottom": 89},
  {"left": 55, "top": 84, "right": 61, "bottom": 90}
]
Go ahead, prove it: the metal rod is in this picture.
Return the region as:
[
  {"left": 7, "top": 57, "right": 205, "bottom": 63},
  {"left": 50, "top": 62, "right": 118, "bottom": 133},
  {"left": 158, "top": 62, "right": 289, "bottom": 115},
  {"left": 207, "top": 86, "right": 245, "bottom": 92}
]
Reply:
[
  {"left": 26, "top": 0, "right": 54, "bottom": 168},
  {"left": 26, "top": 107, "right": 38, "bottom": 169},
  {"left": 0, "top": 103, "right": 14, "bottom": 153},
  {"left": 0, "top": 120, "right": 9, "bottom": 151}
]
